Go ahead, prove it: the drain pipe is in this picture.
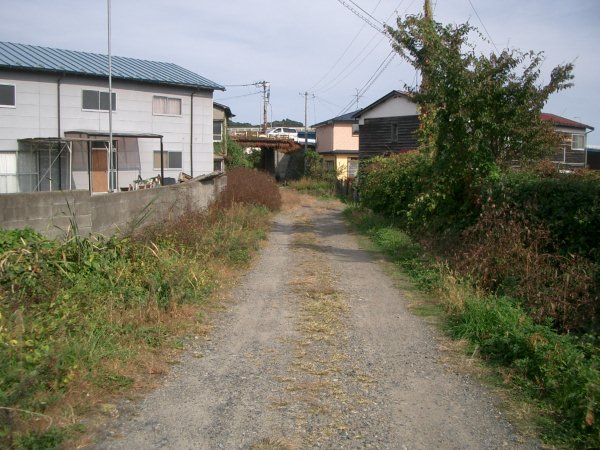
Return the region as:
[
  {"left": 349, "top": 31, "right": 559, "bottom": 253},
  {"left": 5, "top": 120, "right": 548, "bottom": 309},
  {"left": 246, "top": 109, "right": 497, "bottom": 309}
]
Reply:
[
  {"left": 160, "top": 137, "right": 165, "bottom": 185},
  {"left": 190, "top": 91, "right": 194, "bottom": 177},
  {"left": 57, "top": 74, "right": 63, "bottom": 138}
]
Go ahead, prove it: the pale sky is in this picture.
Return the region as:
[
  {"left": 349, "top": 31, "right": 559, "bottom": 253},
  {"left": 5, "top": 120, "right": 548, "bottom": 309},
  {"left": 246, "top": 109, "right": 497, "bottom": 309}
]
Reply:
[{"left": 2, "top": 0, "right": 599, "bottom": 143}]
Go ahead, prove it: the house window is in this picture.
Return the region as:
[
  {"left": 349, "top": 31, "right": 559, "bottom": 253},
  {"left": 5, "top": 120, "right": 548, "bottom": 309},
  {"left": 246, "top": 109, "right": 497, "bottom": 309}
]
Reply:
[
  {"left": 348, "top": 158, "right": 359, "bottom": 178},
  {"left": 324, "top": 160, "right": 335, "bottom": 172},
  {"left": 572, "top": 134, "right": 585, "bottom": 150},
  {"left": 153, "top": 96, "right": 182, "bottom": 116},
  {"left": 153, "top": 151, "right": 182, "bottom": 169},
  {"left": 391, "top": 123, "right": 399, "bottom": 142},
  {"left": 213, "top": 121, "right": 223, "bottom": 142},
  {"left": 352, "top": 123, "right": 359, "bottom": 136},
  {"left": 82, "top": 90, "right": 116, "bottom": 111},
  {"left": 0, "top": 84, "right": 16, "bottom": 107}
]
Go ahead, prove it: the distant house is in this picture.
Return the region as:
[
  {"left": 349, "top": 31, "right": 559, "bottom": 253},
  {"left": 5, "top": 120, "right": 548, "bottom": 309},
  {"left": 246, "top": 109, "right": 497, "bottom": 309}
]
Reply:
[
  {"left": 312, "top": 110, "right": 361, "bottom": 179},
  {"left": 586, "top": 145, "right": 600, "bottom": 170},
  {"left": 541, "top": 113, "right": 595, "bottom": 168},
  {"left": 213, "top": 102, "right": 234, "bottom": 172},
  {"left": 352, "top": 91, "right": 419, "bottom": 160},
  {"left": 0, "top": 41, "right": 224, "bottom": 194}
]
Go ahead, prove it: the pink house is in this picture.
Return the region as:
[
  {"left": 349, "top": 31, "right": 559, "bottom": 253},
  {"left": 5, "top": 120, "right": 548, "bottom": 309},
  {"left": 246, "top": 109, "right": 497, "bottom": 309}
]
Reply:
[{"left": 312, "top": 110, "right": 361, "bottom": 179}]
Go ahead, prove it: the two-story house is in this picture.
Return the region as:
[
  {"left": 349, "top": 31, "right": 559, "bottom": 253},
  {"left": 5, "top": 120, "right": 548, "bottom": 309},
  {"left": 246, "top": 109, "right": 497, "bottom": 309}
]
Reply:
[
  {"left": 0, "top": 41, "right": 224, "bottom": 193},
  {"left": 541, "top": 113, "right": 595, "bottom": 167},
  {"left": 352, "top": 90, "right": 419, "bottom": 160},
  {"left": 312, "top": 110, "right": 361, "bottom": 180}
]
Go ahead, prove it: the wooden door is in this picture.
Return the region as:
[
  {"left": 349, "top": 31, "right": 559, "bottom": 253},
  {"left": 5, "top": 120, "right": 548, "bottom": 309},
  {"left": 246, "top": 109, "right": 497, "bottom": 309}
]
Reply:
[{"left": 92, "top": 150, "right": 108, "bottom": 193}]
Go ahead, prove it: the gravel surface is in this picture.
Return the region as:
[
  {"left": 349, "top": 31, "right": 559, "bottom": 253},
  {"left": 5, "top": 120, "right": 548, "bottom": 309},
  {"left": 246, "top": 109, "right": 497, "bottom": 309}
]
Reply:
[{"left": 92, "top": 194, "right": 538, "bottom": 450}]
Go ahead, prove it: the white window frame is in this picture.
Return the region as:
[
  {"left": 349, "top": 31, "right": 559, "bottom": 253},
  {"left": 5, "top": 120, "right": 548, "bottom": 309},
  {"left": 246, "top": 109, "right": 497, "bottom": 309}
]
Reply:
[
  {"left": 572, "top": 133, "right": 585, "bottom": 151},
  {"left": 213, "top": 120, "right": 223, "bottom": 142},
  {"left": 0, "top": 83, "right": 16, "bottom": 108},
  {"left": 152, "top": 96, "right": 182, "bottom": 116},
  {"left": 82, "top": 89, "right": 117, "bottom": 112}
]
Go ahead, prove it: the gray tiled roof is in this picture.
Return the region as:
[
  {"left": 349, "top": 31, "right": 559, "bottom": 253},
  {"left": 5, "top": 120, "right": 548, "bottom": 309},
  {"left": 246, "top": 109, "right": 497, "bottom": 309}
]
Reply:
[{"left": 0, "top": 41, "right": 224, "bottom": 91}]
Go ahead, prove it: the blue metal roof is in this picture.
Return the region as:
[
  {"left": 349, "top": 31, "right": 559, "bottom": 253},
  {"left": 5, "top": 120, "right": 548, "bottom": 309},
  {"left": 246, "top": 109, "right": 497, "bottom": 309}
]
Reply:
[{"left": 0, "top": 41, "right": 224, "bottom": 91}]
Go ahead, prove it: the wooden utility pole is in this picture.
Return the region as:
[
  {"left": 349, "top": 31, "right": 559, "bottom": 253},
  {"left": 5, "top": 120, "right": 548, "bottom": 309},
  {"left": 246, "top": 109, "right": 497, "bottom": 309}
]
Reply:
[{"left": 420, "top": 0, "right": 433, "bottom": 117}]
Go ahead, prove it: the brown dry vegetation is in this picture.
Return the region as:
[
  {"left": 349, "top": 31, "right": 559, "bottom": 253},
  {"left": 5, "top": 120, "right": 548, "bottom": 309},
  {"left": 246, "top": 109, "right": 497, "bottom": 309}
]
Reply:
[
  {"left": 0, "top": 184, "right": 275, "bottom": 448},
  {"left": 218, "top": 167, "right": 282, "bottom": 211}
]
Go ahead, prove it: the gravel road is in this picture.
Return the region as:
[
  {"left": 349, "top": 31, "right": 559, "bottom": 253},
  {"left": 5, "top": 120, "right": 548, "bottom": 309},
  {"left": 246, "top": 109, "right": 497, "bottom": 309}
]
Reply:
[{"left": 93, "top": 193, "right": 537, "bottom": 450}]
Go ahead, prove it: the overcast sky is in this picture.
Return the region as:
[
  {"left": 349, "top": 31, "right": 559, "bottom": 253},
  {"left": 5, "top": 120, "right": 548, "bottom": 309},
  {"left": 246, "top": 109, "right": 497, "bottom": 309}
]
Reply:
[{"left": 2, "top": 0, "right": 599, "bottom": 143}]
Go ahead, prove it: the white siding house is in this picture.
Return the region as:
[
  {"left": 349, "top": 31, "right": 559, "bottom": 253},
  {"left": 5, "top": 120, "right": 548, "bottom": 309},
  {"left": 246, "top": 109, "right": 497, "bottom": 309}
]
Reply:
[{"left": 0, "top": 41, "right": 224, "bottom": 193}]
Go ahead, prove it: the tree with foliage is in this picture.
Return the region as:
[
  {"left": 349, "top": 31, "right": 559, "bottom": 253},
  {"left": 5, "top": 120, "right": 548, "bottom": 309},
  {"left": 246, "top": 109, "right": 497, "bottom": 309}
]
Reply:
[
  {"left": 385, "top": 14, "right": 574, "bottom": 220},
  {"left": 272, "top": 118, "right": 303, "bottom": 127},
  {"left": 225, "top": 139, "right": 252, "bottom": 169}
]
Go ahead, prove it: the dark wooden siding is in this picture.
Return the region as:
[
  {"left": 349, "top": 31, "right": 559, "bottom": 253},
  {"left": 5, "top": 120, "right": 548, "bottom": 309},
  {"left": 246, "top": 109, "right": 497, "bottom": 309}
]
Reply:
[
  {"left": 552, "top": 132, "right": 585, "bottom": 166},
  {"left": 587, "top": 150, "right": 600, "bottom": 170},
  {"left": 359, "top": 116, "right": 420, "bottom": 159}
]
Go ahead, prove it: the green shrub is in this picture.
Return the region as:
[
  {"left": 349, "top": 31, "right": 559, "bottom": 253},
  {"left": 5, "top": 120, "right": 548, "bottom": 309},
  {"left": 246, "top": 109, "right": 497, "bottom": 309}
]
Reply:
[
  {"left": 0, "top": 200, "right": 272, "bottom": 447},
  {"left": 450, "top": 296, "right": 600, "bottom": 447},
  {"left": 225, "top": 140, "right": 252, "bottom": 169},
  {"left": 486, "top": 170, "right": 600, "bottom": 262},
  {"left": 358, "top": 152, "right": 443, "bottom": 229},
  {"left": 218, "top": 167, "right": 281, "bottom": 211},
  {"left": 345, "top": 206, "right": 600, "bottom": 447}
]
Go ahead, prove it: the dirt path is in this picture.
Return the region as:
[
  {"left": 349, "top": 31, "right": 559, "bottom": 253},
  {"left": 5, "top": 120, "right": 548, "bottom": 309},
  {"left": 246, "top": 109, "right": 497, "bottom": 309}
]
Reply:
[{"left": 93, "top": 193, "right": 536, "bottom": 449}]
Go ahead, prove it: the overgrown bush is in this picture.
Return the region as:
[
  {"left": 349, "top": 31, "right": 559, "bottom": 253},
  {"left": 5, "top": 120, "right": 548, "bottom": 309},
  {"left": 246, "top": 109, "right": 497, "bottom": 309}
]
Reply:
[
  {"left": 225, "top": 139, "right": 252, "bottom": 169},
  {"left": 486, "top": 170, "right": 600, "bottom": 262},
  {"left": 218, "top": 167, "right": 281, "bottom": 211},
  {"left": 0, "top": 201, "right": 272, "bottom": 448},
  {"left": 345, "top": 206, "right": 600, "bottom": 447},
  {"left": 450, "top": 296, "right": 600, "bottom": 447},
  {"left": 456, "top": 202, "right": 599, "bottom": 333}
]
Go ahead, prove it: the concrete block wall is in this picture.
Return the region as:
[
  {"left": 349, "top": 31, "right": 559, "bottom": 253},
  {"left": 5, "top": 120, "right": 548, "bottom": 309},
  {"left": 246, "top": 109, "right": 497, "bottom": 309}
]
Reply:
[{"left": 0, "top": 173, "right": 226, "bottom": 239}]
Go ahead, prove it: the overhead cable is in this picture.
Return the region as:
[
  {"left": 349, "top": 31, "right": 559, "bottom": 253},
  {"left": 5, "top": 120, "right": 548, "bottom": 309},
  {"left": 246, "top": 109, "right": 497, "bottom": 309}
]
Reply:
[{"left": 466, "top": 0, "right": 499, "bottom": 53}]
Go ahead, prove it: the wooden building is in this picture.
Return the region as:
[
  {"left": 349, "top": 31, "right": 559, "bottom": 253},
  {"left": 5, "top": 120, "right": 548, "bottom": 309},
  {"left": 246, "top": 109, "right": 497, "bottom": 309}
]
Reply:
[{"left": 353, "top": 91, "right": 419, "bottom": 159}]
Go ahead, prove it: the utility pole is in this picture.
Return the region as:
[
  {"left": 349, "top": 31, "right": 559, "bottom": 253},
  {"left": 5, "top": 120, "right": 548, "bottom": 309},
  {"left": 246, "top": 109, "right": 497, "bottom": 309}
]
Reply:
[
  {"left": 107, "top": 0, "right": 114, "bottom": 191},
  {"left": 420, "top": 0, "right": 433, "bottom": 119},
  {"left": 257, "top": 81, "right": 270, "bottom": 134},
  {"left": 354, "top": 88, "right": 363, "bottom": 110}
]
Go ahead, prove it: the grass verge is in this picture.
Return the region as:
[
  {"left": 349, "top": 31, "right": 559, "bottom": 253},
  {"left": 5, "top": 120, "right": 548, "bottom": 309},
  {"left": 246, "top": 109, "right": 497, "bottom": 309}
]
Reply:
[
  {"left": 344, "top": 205, "right": 600, "bottom": 449},
  {"left": 0, "top": 203, "right": 272, "bottom": 449}
]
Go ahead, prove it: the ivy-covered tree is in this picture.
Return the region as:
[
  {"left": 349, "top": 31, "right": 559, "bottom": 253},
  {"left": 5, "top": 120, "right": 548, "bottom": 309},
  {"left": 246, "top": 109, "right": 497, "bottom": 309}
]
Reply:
[{"left": 385, "top": 14, "right": 574, "bottom": 207}]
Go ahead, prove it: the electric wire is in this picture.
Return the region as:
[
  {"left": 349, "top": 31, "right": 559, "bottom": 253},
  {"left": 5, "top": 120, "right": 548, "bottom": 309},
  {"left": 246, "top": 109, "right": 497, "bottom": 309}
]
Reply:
[
  {"left": 337, "top": 50, "right": 396, "bottom": 116},
  {"left": 466, "top": 0, "right": 499, "bottom": 53},
  {"left": 310, "top": 0, "right": 393, "bottom": 93},
  {"left": 215, "top": 91, "right": 262, "bottom": 101},
  {"left": 335, "top": 0, "right": 384, "bottom": 33}
]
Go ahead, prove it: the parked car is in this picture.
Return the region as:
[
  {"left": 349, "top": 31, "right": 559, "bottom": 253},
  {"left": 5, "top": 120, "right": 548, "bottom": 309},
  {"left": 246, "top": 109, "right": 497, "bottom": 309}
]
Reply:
[
  {"left": 266, "top": 127, "right": 298, "bottom": 139},
  {"left": 295, "top": 131, "right": 316, "bottom": 147}
]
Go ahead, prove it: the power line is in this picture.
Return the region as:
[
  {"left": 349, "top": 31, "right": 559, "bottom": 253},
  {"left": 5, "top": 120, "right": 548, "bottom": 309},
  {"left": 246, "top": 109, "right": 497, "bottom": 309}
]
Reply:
[
  {"left": 221, "top": 82, "right": 261, "bottom": 87},
  {"left": 337, "top": 50, "right": 396, "bottom": 116},
  {"left": 315, "top": 34, "right": 386, "bottom": 94},
  {"left": 215, "top": 91, "right": 262, "bottom": 101},
  {"left": 336, "top": 0, "right": 384, "bottom": 33},
  {"left": 347, "top": 0, "right": 384, "bottom": 26},
  {"left": 466, "top": 0, "right": 499, "bottom": 53}
]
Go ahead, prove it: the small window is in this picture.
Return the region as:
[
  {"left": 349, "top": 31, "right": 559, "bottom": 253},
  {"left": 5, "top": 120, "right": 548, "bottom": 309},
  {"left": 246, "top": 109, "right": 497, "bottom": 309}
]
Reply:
[
  {"left": 352, "top": 124, "right": 359, "bottom": 136},
  {"left": 82, "top": 90, "right": 116, "bottom": 111},
  {"left": 572, "top": 134, "right": 585, "bottom": 150},
  {"left": 348, "top": 158, "right": 359, "bottom": 178},
  {"left": 153, "top": 151, "right": 182, "bottom": 169},
  {"left": 153, "top": 96, "right": 182, "bottom": 116},
  {"left": 391, "top": 123, "right": 399, "bottom": 142},
  {"left": 324, "top": 160, "right": 335, "bottom": 172},
  {"left": 0, "top": 84, "right": 16, "bottom": 107},
  {"left": 213, "top": 121, "right": 223, "bottom": 142}
]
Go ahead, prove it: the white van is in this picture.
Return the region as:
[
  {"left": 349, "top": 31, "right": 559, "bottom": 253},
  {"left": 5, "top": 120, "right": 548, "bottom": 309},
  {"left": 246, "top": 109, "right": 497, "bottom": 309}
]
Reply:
[{"left": 266, "top": 127, "right": 298, "bottom": 139}]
